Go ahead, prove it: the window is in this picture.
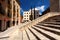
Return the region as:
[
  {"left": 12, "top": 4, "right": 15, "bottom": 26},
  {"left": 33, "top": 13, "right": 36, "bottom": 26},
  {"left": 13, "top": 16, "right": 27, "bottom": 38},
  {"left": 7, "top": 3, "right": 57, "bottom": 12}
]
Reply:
[
  {"left": 13, "top": 1, "right": 15, "bottom": 12},
  {"left": 13, "top": 5, "right": 15, "bottom": 13},
  {"left": 27, "top": 13, "right": 28, "bottom": 14},
  {"left": 17, "top": 14, "right": 19, "bottom": 17},
  {"left": 13, "top": 21, "right": 15, "bottom": 26},
  {"left": 17, "top": 21, "right": 18, "bottom": 25},
  {"left": 0, "top": 3, "right": 5, "bottom": 15},
  {"left": 8, "top": 0, "right": 12, "bottom": 9},
  {"left": 0, "top": 20, "right": 2, "bottom": 31},
  {"left": 27, "top": 18, "right": 28, "bottom": 19},
  {"left": 8, "top": 0, "right": 10, "bottom": 5},
  {"left": 24, "top": 18, "right": 26, "bottom": 19},
  {"left": 24, "top": 15, "right": 26, "bottom": 17},
  {"left": 25, "top": 13, "right": 26, "bottom": 14},
  {"left": 13, "top": 13, "right": 15, "bottom": 17},
  {"left": 7, "top": 10, "right": 11, "bottom": 18},
  {"left": 27, "top": 15, "right": 28, "bottom": 17},
  {"left": 1, "top": 0, "right": 4, "bottom": 1},
  {"left": 17, "top": 6, "right": 18, "bottom": 12},
  {"left": 29, "top": 13, "right": 30, "bottom": 14}
]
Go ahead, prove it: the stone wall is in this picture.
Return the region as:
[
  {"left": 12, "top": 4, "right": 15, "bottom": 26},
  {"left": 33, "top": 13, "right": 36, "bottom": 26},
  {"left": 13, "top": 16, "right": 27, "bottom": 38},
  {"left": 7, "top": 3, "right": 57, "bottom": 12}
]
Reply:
[{"left": 50, "top": 0, "right": 59, "bottom": 12}]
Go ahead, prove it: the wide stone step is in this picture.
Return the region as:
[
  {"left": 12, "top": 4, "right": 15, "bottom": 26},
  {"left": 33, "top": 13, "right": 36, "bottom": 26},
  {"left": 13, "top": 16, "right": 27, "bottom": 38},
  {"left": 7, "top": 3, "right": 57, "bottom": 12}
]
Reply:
[
  {"left": 28, "top": 28, "right": 41, "bottom": 40},
  {"left": 37, "top": 22, "right": 60, "bottom": 26},
  {"left": 29, "top": 27, "right": 50, "bottom": 40},
  {"left": 35, "top": 25, "right": 60, "bottom": 33},
  {"left": 43, "top": 22, "right": 60, "bottom": 25},
  {"left": 26, "top": 28, "right": 37, "bottom": 40},
  {"left": 36, "top": 23, "right": 60, "bottom": 30},
  {"left": 32, "top": 26, "right": 60, "bottom": 40},
  {"left": 18, "top": 30, "right": 23, "bottom": 40},
  {"left": 23, "top": 30, "right": 29, "bottom": 40},
  {"left": 34, "top": 25, "right": 60, "bottom": 35},
  {"left": 8, "top": 30, "right": 23, "bottom": 40},
  {"left": 38, "top": 23, "right": 60, "bottom": 27}
]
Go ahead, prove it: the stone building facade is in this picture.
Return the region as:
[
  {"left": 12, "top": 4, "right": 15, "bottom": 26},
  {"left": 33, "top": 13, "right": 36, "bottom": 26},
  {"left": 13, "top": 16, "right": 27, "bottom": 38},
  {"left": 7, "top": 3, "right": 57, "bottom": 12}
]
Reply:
[
  {"left": 29, "top": 9, "right": 40, "bottom": 20},
  {"left": 23, "top": 11, "right": 31, "bottom": 22},
  {"left": 23, "top": 9, "right": 40, "bottom": 22},
  {"left": 0, "top": 0, "right": 20, "bottom": 31}
]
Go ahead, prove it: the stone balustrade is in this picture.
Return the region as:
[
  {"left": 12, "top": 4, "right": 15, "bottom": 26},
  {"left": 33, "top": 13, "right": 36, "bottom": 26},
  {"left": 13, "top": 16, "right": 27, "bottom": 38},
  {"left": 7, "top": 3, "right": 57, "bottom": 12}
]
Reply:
[{"left": 20, "top": 12, "right": 60, "bottom": 30}]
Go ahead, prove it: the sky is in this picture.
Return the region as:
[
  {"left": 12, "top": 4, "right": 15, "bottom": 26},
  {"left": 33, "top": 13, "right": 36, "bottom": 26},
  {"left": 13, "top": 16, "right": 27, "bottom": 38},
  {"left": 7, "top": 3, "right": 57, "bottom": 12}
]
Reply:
[{"left": 20, "top": 0, "right": 50, "bottom": 16}]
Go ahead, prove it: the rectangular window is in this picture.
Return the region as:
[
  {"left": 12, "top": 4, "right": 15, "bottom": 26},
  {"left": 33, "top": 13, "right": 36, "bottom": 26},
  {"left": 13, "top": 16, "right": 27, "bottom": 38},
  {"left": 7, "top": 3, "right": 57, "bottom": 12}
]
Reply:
[
  {"left": 0, "top": 3, "right": 5, "bottom": 15},
  {"left": 7, "top": 10, "right": 11, "bottom": 18},
  {"left": 1, "top": 0, "right": 4, "bottom": 1},
  {"left": 24, "top": 18, "right": 26, "bottom": 19},
  {"left": 24, "top": 15, "right": 26, "bottom": 17},
  {"left": 8, "top": 0, "right": 12, "bottom": 9},
  {"left": 27, "top": 15, "right": 28, "bottom": 17}
]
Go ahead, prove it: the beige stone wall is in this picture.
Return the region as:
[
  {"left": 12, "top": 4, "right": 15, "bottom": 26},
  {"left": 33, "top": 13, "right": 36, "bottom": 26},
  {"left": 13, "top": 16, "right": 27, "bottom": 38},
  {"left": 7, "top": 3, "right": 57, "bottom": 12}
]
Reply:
[
  {"left": 11, "top": 0, "right": 20, "bottom": 26},
  {"left": 0, "top": 0, "right": 21, "bottom": 31}
]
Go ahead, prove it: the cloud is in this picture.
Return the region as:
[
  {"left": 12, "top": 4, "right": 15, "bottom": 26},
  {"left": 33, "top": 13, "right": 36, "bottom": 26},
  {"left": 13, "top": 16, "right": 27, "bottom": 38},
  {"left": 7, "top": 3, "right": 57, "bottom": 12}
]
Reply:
[
  {"left": 32, "top": 5, "right": 45, "bottom": 15},
  {"left": 35, "top": 5, "right": 45, "bottom": 12}
]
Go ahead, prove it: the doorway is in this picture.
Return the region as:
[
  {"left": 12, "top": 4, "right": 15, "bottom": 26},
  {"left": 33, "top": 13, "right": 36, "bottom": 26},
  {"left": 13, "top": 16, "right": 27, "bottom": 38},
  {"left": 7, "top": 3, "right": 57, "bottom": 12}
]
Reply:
[
  {"left": 0, "top": 20, "right": 2, "bottom": 31},
  {"left": 6, "top": 21, "right": 10, "bottom": 28},
  {"left": 13, "top": 21, "right": 15, "bottom": 26}
]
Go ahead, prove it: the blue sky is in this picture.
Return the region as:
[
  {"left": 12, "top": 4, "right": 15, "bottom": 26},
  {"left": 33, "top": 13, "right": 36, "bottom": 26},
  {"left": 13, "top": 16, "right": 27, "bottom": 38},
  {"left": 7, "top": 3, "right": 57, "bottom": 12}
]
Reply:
[{"left": 20, "top": 0, "right": 50, "bottom": 15}]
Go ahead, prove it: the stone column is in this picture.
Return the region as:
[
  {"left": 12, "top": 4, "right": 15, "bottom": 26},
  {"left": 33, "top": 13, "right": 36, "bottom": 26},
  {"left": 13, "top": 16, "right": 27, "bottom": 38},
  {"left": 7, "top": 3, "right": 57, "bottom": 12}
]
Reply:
[
  {"left": 18, "top": 7, "right": 20, "bottom": 25},
  {"left": 11, "top": 0, "right": 14, "bottom": 26},
  {"left": 15, "top": 4, "right": 17, "bottom": 26}
]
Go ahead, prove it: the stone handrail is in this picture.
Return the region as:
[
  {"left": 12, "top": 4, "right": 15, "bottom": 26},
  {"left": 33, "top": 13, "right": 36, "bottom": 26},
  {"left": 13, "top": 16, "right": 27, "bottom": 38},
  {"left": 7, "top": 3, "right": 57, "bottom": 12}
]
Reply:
[{"left": 20, "top": 12, "right": 60, "bottom": 30}]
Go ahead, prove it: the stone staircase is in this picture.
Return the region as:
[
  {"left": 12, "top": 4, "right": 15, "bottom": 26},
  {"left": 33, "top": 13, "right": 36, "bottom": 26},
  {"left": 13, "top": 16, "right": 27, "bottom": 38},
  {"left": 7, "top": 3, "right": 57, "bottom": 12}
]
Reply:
[
  {"left": 16, "top": 13, "right": 60, "bottom": 40},
  {"left": 2, "top": 12, "right": 60, "bottom": 40}
]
